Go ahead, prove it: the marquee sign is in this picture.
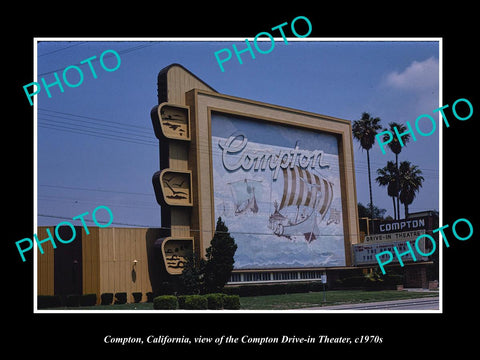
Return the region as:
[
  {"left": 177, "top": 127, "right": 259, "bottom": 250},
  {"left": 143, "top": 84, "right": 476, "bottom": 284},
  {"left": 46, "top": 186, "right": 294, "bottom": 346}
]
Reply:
[
  {"left": 374, "top": 217, "right": 427, "bottom": 234},
  {"left": 353, "top": 239, "right": 428, "bottom": 266},
  {"left": 364, "top": 229, "right": 426, "bottom": 244}
]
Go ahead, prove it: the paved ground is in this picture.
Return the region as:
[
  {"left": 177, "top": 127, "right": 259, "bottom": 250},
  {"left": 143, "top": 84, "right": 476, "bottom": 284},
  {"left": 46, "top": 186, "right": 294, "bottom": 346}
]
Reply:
[{"left": 299, "top": 296, "right": 440, "bottom": 311}]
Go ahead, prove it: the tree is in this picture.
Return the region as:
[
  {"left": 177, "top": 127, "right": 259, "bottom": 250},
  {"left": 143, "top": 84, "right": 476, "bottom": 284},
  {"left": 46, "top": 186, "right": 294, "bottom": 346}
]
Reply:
[
  {"left": 358, "top": 202, "right": 386, "bottom": 219},
  {"left": 178, "top": 251, "right": 205, "bottom": 295},
  {"left": 382, "top": 122, "right": 411, "bottom": 219},
  {"left": 398, "top": 161, "right": 424, "bottom": 218},
  {"left": 375, "top": 161, "right": 399, "bottom": 219},
  {"left": 352, "top": 112, "right": 382, "bottom": 219},
  {"left": 203, "top": 217, "right": 237, "bottom": 293}
]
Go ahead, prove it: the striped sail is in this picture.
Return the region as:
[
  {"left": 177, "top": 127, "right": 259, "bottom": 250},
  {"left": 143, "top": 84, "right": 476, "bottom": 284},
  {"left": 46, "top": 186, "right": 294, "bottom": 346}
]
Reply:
[{"left": 279, "top": 166, "right": 334, "bottom": 219}]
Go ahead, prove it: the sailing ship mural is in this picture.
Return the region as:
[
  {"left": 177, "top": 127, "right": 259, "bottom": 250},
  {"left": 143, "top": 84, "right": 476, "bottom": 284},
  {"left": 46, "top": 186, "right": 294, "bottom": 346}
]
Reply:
[
  {"left": 211, "top": 113, "right": 346, "bottom": 269},
  {"left": 268, "top": 166, "right": 334, "bottom": 243}
]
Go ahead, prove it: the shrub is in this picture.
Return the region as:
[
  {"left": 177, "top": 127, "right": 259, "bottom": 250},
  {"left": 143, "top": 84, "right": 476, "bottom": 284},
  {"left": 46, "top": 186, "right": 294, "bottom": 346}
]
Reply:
[
  {"left": 79, "top": 293, "right": 97, "bottom": 306},
  {"left": 177, "top": 295, "right": 187, "bottom": 309},
  {"left": 114, "top": 292, "right": 127, "bottom": 304},
  {"left": 157, "top": 282, "right": 175, "bottom": 295},
  {"left": 37, "top": 295, "right": 62, "bottom": 309},
  {"left": 206, "top": 293, "right": 224, "bottom": 309},
  {"left": 222, "top": 295, "right": 240, "bottom": 310},
  {"left": 184, "top": 295, "right": 208, "bottom": 310},
  {"left": 178, "top": 255, "right": 205, "bottom": 296},
  {"left": 153, "top": 295, "right": 178, "bottom": 310},
  {"left": 308, "top": 282, "right": 325, "bottom": 292},
  {"left": 66, "top": 294, "right": 80, "bottom": 307},
  {"left": 338, "top": 276, "right": 366, "bottom": 288},
  {"left": 132, "top": 292, "right": 143, "bottom": 303},
  {"left": 288, "top": 283, "right": 308, "bottom": 294},
  {"left": 224, "top": 283, "right": 317, "bottom": 297},
  {"left": 101, "top": 293, "right": 114, "bottom": 305},
  {"left": 383, "top": 274, "right": 404, "bottom": 287},
  {"left": 203, "top": 218, "right": 237, "bottom": 293}
]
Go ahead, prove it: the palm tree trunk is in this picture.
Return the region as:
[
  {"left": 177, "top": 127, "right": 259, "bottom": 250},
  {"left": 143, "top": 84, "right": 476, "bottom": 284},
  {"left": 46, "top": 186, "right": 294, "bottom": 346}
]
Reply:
[
  {"left": 367, "top": 149, "right": 374, "bottom": 218},
  {"left": 392, "top": 196, "right": 396, "bottom": 219},
  {"left": 395, "top": 154, "right": 400, "bottom": 219},
  {"left": 404, "top": 203, "right": 409, "bottom": 218}
]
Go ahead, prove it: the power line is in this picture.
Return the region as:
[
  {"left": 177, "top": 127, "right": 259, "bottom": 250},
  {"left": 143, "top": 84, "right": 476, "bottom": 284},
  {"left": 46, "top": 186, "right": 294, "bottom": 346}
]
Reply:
[
  {"left": 37, "top": 107, "right": 158, "bottom": 147},
  {"left": 36, "top": 108, "right": 439, "bottom": 177},
  {"left": 38, "top": 117, "right": 156, "bottom": 141},
  {"left": 38, "top": 113, "right": 153, "bottom": 138},
  {"left": 38, "top": 197, "right": 158, "bottom": 211},
  {"left": 38, "top": 42, "right": 87, "bottom": 57},
  {"left": 38, "top": 213, "right": 158, "bottom": 228},
  {"left": 39, "top": 108, "right": 152, "bottom": 132},
  {"left": 38, "top": 42, "right": 157, "bottom": 77},
  {"left": 36, "top": 213, "right": 357, "bottom": 236},
  {"left": 39, "top": 184, "right": 152, "bottom": 196},
  {"left": 38, "top": 123, "right": 157, "bottom": 147},
  {"left": 37, "top": 125, "right": 438, "bottom": 181},
  {"left": 37, "top": 119, "right": 439, "bottom": 180}
]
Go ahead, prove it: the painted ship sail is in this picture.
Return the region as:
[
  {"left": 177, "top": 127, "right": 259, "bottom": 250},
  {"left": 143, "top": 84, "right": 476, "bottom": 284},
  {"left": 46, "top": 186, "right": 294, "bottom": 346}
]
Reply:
[
  {"left": 229, "top": 179, "right": 260, "bottom": 215},
  {"left": 269, "top": 166, "right": 334, "bottom": 242}
]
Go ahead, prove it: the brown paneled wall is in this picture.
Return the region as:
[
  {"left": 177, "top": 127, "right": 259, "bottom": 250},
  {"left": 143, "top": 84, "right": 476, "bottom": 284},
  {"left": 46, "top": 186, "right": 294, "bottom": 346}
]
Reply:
[
  {"left": 97, "top": 227, "right": 156, "bottom": 302},
  {"left": 37, "top": 226, "right": 164, "bottom": 304},
  {"left": 37, "top": 226, "right": 55, "bottom": 296}
]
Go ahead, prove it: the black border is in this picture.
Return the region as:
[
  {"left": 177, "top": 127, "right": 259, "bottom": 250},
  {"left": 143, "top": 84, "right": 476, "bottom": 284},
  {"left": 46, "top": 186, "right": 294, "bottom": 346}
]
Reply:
[{"left": 7, "top": 5, "right": 478, "bottom": 355}]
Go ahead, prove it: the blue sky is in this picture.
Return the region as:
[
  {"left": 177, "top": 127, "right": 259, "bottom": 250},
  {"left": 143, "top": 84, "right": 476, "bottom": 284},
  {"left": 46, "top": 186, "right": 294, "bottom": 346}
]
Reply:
[
  {"left": 211, "top": 112, "right": 340, "bottom": 153},
  {"left": 35, "top": 39, "right": 440, "bottom": 227}
]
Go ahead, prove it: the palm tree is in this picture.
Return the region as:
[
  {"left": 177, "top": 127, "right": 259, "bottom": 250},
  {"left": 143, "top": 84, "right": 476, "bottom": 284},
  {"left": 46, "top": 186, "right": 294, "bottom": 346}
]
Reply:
[
  {"left": 383, "top": 122, "right": 411, "bottom": 219},
  {"left": 398, "top": 161, "right": 424, "bottom": 218},
  {"left": 375, "top": 161, "right": 399, "bottom": 219},
  {"left": 353, "top": 113, "right": 382, "bottom": 219}
]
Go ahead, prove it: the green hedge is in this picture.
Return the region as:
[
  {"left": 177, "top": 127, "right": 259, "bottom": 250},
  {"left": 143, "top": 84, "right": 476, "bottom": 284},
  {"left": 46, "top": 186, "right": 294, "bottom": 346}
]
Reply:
[
  {"left": 37, "top": 293, "right": 241, "bottom": 310},
  {"left": 184, "top": 295, "right": 208, "bottom": 310},
  {"left": 66, "top": 294, "right": 80, "bottom": 307},
  {"left": 37, "top": 295, "right": 62, "bottom": 309},
  {"left": 79, "top": 293, "right": 97, "bottom": 306},
  {"left": 38, "top": 294, "right": 97, "bottom": 308},
  {"left": 223, "top": 282, "right": 326, "bottom": 297},
  {"left": 222, "top": 294, "right": 240, "bottom": 310},
  {"left": 335, "top": 274, "right": 404, "bottom": 290},
  {"left": 206, "top": 293, "right": 224, "bottom": 309},
  {"left": 222, "top": 275, "right": 405, "bottom": 296},
  {"left": 175, "top": 294, "right": 240, "bottom": 310},
  {"left": 177, "top": 295, "right": 187, "bottom": 309},
  {"left": 153, "top": 295, "right": 178, "bottom": 309},
  {"left": 101, "top": 293, "right": 114, "bottom": 305},
  {"left": 114, "top": 292, "right": 127, "bottom": 304},
  {"left": 132, "top": 292, "right": 143, "bottom": 303}
]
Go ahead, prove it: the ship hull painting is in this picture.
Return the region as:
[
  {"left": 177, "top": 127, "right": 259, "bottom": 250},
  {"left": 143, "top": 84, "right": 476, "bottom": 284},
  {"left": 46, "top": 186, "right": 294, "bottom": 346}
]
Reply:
[
  {"left": 269, "top": 166, "right": 334, "bottom": 242},
  {"left": 211, "top": 113, "right": 346, "bottom": 269}
]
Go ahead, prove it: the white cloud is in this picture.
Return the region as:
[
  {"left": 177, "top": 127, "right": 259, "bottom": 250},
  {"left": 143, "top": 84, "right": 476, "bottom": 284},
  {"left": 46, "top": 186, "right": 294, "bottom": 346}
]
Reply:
[
  {"left": 385, "top": 57, "right": 439, "bottom": 91},
  {"left": 380, "top": 57, "right": 440, "bottom": 117}
]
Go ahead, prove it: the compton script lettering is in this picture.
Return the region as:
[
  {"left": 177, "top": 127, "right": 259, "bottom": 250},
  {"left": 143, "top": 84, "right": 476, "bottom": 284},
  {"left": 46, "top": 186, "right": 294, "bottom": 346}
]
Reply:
[{"left": 218, "top": 132, "right": 329, "bottom": 180}]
